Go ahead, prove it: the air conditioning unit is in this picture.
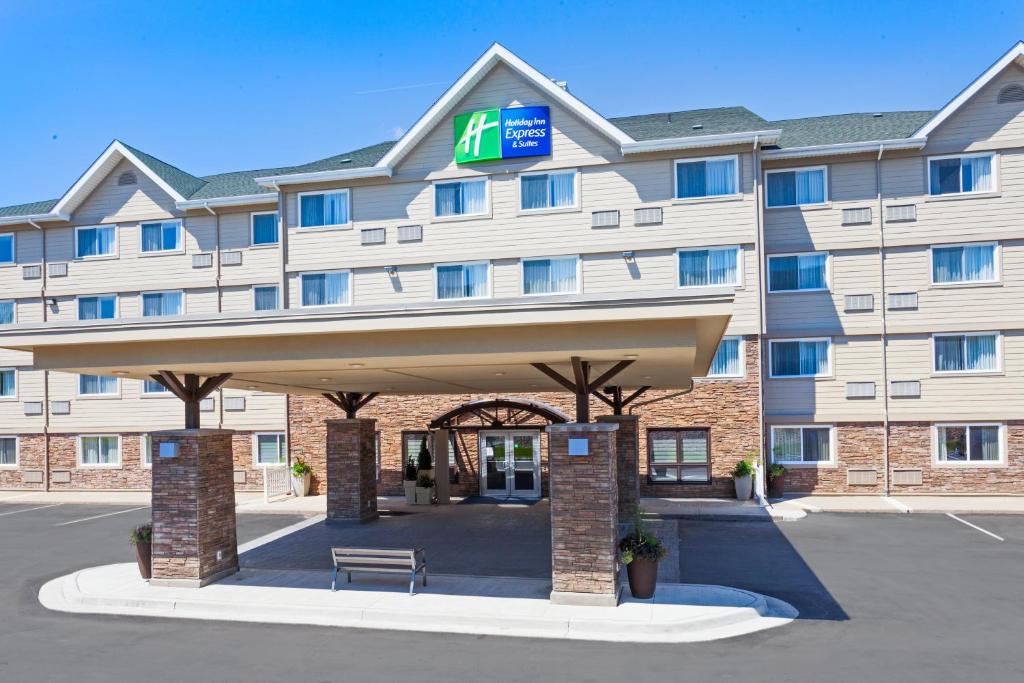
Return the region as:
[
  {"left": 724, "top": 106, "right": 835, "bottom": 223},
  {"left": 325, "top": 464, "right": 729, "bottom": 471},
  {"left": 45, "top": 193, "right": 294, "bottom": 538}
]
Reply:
[
  {"left": 634, "top": 207, "right": 663, "bottom": 226},
  {"left": 890, "top": 380, "right": 921, "bottom": 398},
  {"left": 22, "top": 265, "right": 42, "bottom": 280},
  {"left": 397, "top": 225, "right": 423, "bottom": 242},
  {"left": 846, "top": 381, "right": 876, "bottom": 399},
  {"left": 48, "top": 262, "right": 68, "bottom": 277},
  {"left": 885, "top": 204, "right": 917, "bottom": 222},
  {"left": 844, "top": 294, "right": 874, "bottom": 312},
  {"left": 192, "top": 252, "right": 214, "bottom": 268},
  {"left": 221, "top": 251, "right": 243, "bottom": 266},
  {"left": 841, "top": 207, "right": 872, "bottom": 225},
  {"left": 847, "top": 468, "right": 878, "bottom": 486},
  {"left": 50, "top": 400, "right": 71, "bottom": 415},
  {"left": 361, "top": 228, "right": 386, "bottom": 245},
  {"left": 592, "top": 210, "right": 620, "bottom": 228},
  {"left": 887, "top": 292, "right": 918, "bottom": 310},
  {"left": 223, "top": 396, "right": 246, "bottom": 411}
]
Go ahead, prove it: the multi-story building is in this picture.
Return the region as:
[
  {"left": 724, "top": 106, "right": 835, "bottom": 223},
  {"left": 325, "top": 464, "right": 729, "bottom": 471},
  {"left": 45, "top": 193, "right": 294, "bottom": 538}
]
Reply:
[{"left": 2, "top": 42, "right": 1023, "bottom": 499}]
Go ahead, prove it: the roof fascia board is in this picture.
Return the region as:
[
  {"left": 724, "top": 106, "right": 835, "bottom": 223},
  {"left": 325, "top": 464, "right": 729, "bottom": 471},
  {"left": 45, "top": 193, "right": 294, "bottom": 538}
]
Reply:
[
  {"left": 374, "top": 43, "right": 634, "bottom": 171},
  {"left": 176, "top": 193, "right": 278, "bottom": 210},
  {"left": 913, "top": 41, "right": 1024, "bottom": 138},
  {"left": 254, "top": 165, "right": 392, "bottom": 188},
  {"left": 761, "top": 137, "right": 928, "bottom": 160},
  {"left": 621, "top": 129, "right": 782, "bottom": 154},
  {"left": 0, "top": 212, "right": 70, "bottom": 227},
  {"left": 51, "top": 140, "right": 188, "bottom": 216}
]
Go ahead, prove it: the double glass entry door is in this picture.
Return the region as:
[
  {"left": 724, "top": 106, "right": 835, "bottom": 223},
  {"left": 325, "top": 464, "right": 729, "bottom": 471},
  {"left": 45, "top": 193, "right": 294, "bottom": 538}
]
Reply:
[{"left": 479, "top": 430, "right": 542, "bottom": 499}]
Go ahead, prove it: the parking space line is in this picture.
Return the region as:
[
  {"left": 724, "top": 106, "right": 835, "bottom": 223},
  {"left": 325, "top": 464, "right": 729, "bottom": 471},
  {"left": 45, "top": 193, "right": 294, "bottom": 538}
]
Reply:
[
  {"left": 946, "top": 513, "right": 1005, "bottom": 542},
  {"left": 0, "top": 504, "right": 61, "bottom": 517},
  {"left": 55, "top": 506, "right": 150, "bottom": 527}
]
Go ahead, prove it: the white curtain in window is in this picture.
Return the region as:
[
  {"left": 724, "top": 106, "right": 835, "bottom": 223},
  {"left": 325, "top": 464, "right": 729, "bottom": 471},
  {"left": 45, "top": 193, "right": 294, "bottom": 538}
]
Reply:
[
  {"left": 325, "top": 272, "right": 347, "bottom": 304},
  {"left": 463, "top": 263, "right": 488, "bottom": 297},
  {"left": 934, "top": 336, "right": 965, "bottom": 372},
  {"left": 964, "top": 245, "right": 994, "bottom": 281},
  {"left": 435, "top": 183, "right": 459, "bottom": 216},
  {"left": 799, "top": 340, "right": 829, "bottom": 376},
  {"left": 802, "top": 428, "right": 830, "bottom": 462},
  {"left": 82, "top": 436, "right": 116, "bottom": 464},
  {"left": 141, "top": 224, "right": 162, "bottom": 252},
  {"left": 80, "top": 374, "right": 116, "bottom": 394},
  {"left": 0, "top": 302, "right": 12, "bottom": 325},
  {"left": 461, "top": 181, "right": 487, "bottom": 214},
  {"left": 796, "top": 169, "right": 825, "bottom": 204},
  {"left": 709, "top": 338, "right": 740, "bottom": 376},
  {"left": 963, "top": 156, "right": 992, "bottom": 192},
  {"left": 679, "top": 250, "right": 709, "bottom": 287},
  {"left": 436, "top": 265, "right": 463, "bottom": 299},
  {"left": 257, "top": 435, "right": 284, "bottom": 464},
  {"left": 254, "top": 286, "right": 278, "bottom": 311},
  {"left": 143, "top": 380, "right": 167, "bottom": 394},
  {"left": 523, "top": 259, "right": 550, "bottom": 294},
  {"left": 705, "top": 159, "right": 736, "bottom": 196},
  {"left": 79, "top": 298, "right": 99, "bottom": 320},
  {"left": 708, "top": 248, "right": 737, "bottom": 285},
  {"left": 932, "top": 247, "right": 962, "bottom": 283},
  {"left": 0, "top": 370, "right": 14, "bottom": 397},
  {"left": 95, "top": 226, "right": 115, "bottom": 255},
  {"left": 81, "top": 437, "right": 101, "bottom": 464},
  {"left": 0, "top": 438, "right": 15, "bottom": 465},
  {"left": 142, "top": 293, "right": 162, "bottom": 317},
  {"left": 549, "top": 172, "right": 575, "bottom": 207},
  {"left": 773, "top": 428, "right": 802, "bottom": 462},
  {"left": 549, "top": 257, "right": 577, "bottom": 292},
  {"left": 798, "top": 253, "right": 827, "bottom": 289},
  {"left": 521, "top": 175, "right": 548, "bottom": 210},
  {"left": 971, "top": 426, "right": 1000, "bottom": 461},
  {"left": 324, "top": 192, "right": 348, "bottom": 225},
  {"left": 966, "top": 335, "right": 997, "bottom": 370}
]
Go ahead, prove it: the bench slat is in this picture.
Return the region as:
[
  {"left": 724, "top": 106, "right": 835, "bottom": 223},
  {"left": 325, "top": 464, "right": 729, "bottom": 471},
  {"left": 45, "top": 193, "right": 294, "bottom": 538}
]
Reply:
[
  {"left": 335, "top": 557, "right": 417, "bottom": 567},
  {"left": 332, "top": 548, "right": 420, "bottom": 557}
]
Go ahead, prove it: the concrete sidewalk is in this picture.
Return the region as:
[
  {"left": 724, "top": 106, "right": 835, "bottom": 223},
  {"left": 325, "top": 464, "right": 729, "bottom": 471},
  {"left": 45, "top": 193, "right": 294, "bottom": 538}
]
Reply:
[
  {"left": 641, "top": 497, "right": 805, "bottom": 522},
  {"left": 775, "top": 494, "right": 1024, "bottom": 515},
  {"left": 0, "top": 490, "right": 326, "bottom": 515}
]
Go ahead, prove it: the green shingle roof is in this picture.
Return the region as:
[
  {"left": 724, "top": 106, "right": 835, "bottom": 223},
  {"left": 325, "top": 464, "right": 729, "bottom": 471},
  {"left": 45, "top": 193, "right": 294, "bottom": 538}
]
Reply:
[
  {"left": 770, "top": 111, "right": 936, "bottom": 148},
  {"left": 0, "top": 198, "right": 58, "bottom": 217},
  {"left": 121, "top": 143, "right": 207, "bottom": 199},
  {"left": 610, "top": 106, "right": 770, "bottom": 140}
]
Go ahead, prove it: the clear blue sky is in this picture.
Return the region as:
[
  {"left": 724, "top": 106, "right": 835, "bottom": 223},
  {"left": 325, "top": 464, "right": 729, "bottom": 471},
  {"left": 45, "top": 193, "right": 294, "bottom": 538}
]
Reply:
[{"left": 0, "top": 0, "right": 1022, "bottom": 207}]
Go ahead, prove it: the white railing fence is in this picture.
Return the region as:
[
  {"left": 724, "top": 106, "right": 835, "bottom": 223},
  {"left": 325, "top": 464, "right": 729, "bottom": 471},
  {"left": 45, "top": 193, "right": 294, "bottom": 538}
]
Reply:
[{"left": 263, "top": 466, "right": 293, "bottom": 503}]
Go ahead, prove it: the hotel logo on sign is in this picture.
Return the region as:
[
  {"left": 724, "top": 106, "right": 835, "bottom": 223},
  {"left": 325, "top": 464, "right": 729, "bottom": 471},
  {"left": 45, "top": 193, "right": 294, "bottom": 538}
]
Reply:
[{"left": 454, "top": 106, "right": 551, "bottom": 164}]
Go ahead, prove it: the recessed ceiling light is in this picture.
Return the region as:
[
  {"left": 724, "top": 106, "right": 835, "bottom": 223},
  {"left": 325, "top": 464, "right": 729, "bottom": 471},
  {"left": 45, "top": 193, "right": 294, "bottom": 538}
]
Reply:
[
  {"left": 494, "top": 371, "right": 505, "bottom": 376},
  {"left": 625, "top": 354, "right": 639, "bottom": 359},
  {"left": 319, "top": 378, "right": 331, "bottom": 383},
  {"left": 113, "top": 371, "right": 129, "bottom": 376},
  {"left": 349, "top": 363, "right": 365, "bottom": 368},
  {"left": 642, "top": 375, "right": 652, "bottom": 380},
  {"left": 247, "top": 385, "right": 258, "bottom": 390}
]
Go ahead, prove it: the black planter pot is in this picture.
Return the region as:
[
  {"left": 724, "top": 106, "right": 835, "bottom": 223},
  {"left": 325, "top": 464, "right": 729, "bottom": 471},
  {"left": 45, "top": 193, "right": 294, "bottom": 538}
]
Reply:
[{"left": 625, "top": 557, "right": 658, "bottom": 599}]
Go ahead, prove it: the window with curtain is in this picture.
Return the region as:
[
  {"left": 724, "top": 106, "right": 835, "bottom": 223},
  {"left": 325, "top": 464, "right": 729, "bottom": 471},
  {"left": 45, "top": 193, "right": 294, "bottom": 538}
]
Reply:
[
  {"left": 253, "top": 285, "right": 280, "bottom": 311},
  {"left": 0, "top": 301, "right": 14, "bottom": 325},
  {"left": 678, "top": 247, "right": 740, "bottom": 287},
  {"left": 0, "top": 233, "right": 13, "bottom": 264},
  {"left": 436, "top": 263, "right": 489, "bottom": 300},
  {"left": 675, "top": 156, "right": 738, "bottom": 199},
  {"left": 520, "top": 171, "right": 576, "bottom": 210},
  {"left": 772, "top": 426, "right": 832, "bottom": 464},
  {"left": 142, "top": 291, "right": 183, "bottom": 317},
  {"left": 77, "top": 295, "right": 116, "bottom": 320},
  {"left": 75, "top": 226, "right": 116, "bottom": 258},
  {"left": 140, "top": 435, "right": 152, "bottom": 467},
  {"left": 929, "top": 154, "right": 994, "bottom": 195},
  {"left": 707, "top": 337, "right": 742, "bottom": 377},
  {"left": 522, "top": 256, "right": 578, "bottom": 295},
  {"left": 299, "top": 191, "right": 349, "bottom": 228},
  {"left": 79, "top": 436, "right": 120, "bottom": 466},
  {"left": 301, "top": 272, "right": 349, "bottom": 306},
  {"left": 936, "top": 425, "right": 1001, "bottom": 463},
  {"left": 0, "top": 369, "right": 15, "bottom": 397},
  {"left": 251, "top": 212, "right": 279, "bottom": 245},
  {"left": 933, "top": 333, "right": 999, "bottom": 373},
  {"left": 648, "top": 429, "right": 710, "bottom": 483},
  {"left": 434, "top": 179, "right": 488, "bottom": 217},
  {"left": 766, "top": 168, "right": 827, "bottom": 207},
  {"left": 932, "top": 243, "right": 997, "bottom": 284},
  {"left": 769, "top": 339, "right": 830, "bottom": 377},
  {"left": 79, "top": 374, "right": 118, "bottom": 395},
  {"left": 140, "top": 221, "right": 182, "bottom": 253},
  {"left": 768, "top": 253, "right": 827, "bottom": 291},
  {"left": 142, "top": 380, "right": 169, "bottom": 395},
  {"left": 255, "top": 433, "right": 287, "bottom": 465},
  {"left": 0, "top": 437, "right": 16, "bottom": 466}
]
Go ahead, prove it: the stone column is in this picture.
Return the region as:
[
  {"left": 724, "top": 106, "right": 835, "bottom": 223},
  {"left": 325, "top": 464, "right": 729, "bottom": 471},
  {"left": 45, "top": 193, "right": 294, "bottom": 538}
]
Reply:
[
  {"left": 547, "top": 422, "right": 620, "bottom": 606},
  {"left": 150, "top": 429, "right": 237, "bottom": 588},
  {"left": 433, "top": 428, "right": 451, "bottom": 505},
  {"left": 597, "top": 415, "right": 640, "bottom": 522},
  {"left": 326, "top": 419, "right": 378, "bottom": 524}
]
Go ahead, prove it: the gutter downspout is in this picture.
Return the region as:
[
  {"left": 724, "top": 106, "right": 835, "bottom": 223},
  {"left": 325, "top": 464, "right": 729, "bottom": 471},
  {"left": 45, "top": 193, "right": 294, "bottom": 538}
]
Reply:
[
  {"left": 203, "top": 202, "right": 225, "bottom": 430},
  {"left": 272, "top": 182, "right": 288, "bottom": 309},
  {"left": 877, "top": 145, "right": 892, "bottom": 496},
  {"left": 627, "top": 382, "right": 694, "bottom": 414},
  {"left": 30, "top": 219, "right": 50, "bottom": 491},
  {"left": 752, "top": 137, "right": 768, "bottom": 504}
]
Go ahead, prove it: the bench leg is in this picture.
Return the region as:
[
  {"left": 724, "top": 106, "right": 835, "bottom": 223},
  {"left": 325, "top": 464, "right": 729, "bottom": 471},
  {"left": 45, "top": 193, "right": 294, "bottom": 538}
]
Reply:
[
  {"left": 409, "top": 571, "right": 416, "bottom": 596},
  {"left": 331, "top": 567, "right": 338, "bottom": 592}
]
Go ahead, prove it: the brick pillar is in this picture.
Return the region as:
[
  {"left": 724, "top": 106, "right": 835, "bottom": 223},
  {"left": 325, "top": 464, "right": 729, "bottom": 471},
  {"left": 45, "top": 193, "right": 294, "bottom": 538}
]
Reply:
[
  {"left": 326, "top": 419, "right": 378, "bottom": 524},
  {"left": 597, "top": 415, "right": 640, "bottom": 522},
  {"left": 547, "top": 422, "right": 620, "bottom": 606},
  {"left": 150, "top": 429, "right": 237, "bottom": 587}
]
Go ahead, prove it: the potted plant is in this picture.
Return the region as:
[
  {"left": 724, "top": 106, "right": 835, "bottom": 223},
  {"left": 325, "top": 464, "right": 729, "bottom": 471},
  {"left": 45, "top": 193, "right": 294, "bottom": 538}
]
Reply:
[
  {"left": 733, "top": 458, "right": 755, "bottom": 500},
  {"left": 130, "top": 523, "right": 153, "bottom": 580},
  {"left": 767, "top": 463, "right": 788, "bottom": 498},
  {"left": 403, "top": 460, "right": 418, "bottom": 504},
  {"left": 414, "top": 473, "right": 434, "bottom": 505},
  {"left": 290, "top": 459, "right": 312, "bottom": 497},
  {"left": 618, "top": 505, "right": 667, "bottom": 599}
]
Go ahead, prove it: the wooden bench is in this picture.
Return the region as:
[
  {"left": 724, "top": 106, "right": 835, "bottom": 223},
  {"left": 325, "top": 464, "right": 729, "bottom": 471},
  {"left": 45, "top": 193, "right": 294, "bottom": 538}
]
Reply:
[{"left": 331, "top": 547, "right": 427, "bottom": 595}]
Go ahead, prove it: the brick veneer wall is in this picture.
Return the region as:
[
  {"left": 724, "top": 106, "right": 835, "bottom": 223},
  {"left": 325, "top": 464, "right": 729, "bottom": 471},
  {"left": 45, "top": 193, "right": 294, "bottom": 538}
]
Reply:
[
  {"left": 151, "top": 430, "right": 238, "bottom": 585},
  {"left": 779, "top": 422, "right": 886, "bottom": 494},
  {"left": 596, "top": 415, "right": 639, "bottom": 520},
  {"left": 0, "top": 434, "right": 46, "bottom": 489},
  {"left": 325, "top": 419, "right": 378, "bottom": 523}
]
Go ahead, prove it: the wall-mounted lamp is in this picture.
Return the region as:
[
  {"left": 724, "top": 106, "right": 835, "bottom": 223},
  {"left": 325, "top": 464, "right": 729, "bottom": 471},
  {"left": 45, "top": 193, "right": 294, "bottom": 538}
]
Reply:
[
  {"left": 384, "top": 266, "right": 398, "bottom": 277},
  {"left": 621, "top": 251, "right": 636, "bottom": 262},
  {"left": 45, "top": 297, "right": 58, "bottom": 307}
]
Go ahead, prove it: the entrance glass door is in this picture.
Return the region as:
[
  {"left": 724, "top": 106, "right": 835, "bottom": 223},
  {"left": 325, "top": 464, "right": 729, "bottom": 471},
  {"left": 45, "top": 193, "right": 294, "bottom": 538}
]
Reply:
[{"left": 480, "top": 430, "right": 541, "bottom": 498}]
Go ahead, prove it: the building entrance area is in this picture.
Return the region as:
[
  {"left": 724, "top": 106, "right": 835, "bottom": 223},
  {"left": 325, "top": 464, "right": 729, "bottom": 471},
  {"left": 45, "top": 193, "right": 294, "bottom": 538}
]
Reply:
[{"left": 479, "top": 430, "right": 542, "bottom": 499}]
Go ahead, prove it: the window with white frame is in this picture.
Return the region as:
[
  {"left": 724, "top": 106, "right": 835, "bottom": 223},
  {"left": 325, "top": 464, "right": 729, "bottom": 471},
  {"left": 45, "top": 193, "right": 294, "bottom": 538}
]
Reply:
[
  {"left": 0, "top": 233, "right": 14, "bottom": 264},
  {"left": 520, "top": 170, "right": 576, "bottom": 211},
  {"left": 300, "top": 271, "right": 350, "bottom": 307},
  {"left": 0, "top": 300, "right": 12, "bottom": 325},
  {"left": 522, "top": 256, "right": 578, "bottom": 295},
  {"left": 0, "top": 437, "right": 17, "bottom": 466},
  {"left": 142, "top": 291, "right": 183, "bottom": 317},
  {"left": 771, "top": 426, "right": 833, "bottom": 464},
  {"left": 254, "top": 433, "right": 287, "bottom": 466},
  {"left": 706, "top": 337, "right": 743, "bottom": 377},
  {"left": 769, "top": 339, "right": 831, "bottom": 378},
  {"left": 75, "top": 225, "right": 116, "bottom": 258},
  {"left": 79, "top": 374, "right": 118, "bottom": 396},
  {"left": 933, "top": 333, "right": 1000, "bottom": 373},
  {"left": 0, "top": 368, "right": 15, "bottom": 398},
  {"left": 142, "top": 379, "right": 169, "bottom": 395},
  {"left": 253, "top": 285, "right": 280, "bottom": 311},
  {"left": 436, "top": 262, "right": 489, "bottom": 300},
  {"left": 931, "top": 243, "right": 997, "bottom": 284},
  {"left": 675, "top": 155, "right": 738, "bottom": 199},
  {"left": 648, "top": 429, "right": 710, "bottom": 483},
  {"left": 79, "top": 435, "right": 120, "bottom": 466},
  {"left": 935, "top": 424, "right": 1003, "bottom": 463},
  {"left": 768, "top": 252, "right": 828, "bottom": 292},
  {"left": 251, "top": 211, "right": 279, "bottom": 245},
  {"left": 140, "top": 220, "right": 182, "bottom": 253},
  {"left": 140, "top": 434, "right": 153, "bottom": 467},
  {"left": 929, "top": 153, "right": 995, "bottom": 196},
  {"left": 78, "top": 295, "right": 117, "bottom": 320},
  {"left": 434, "top": 179, "right": 488, "bottom": 217},
  {"left": 765, "top": 167, "right": 827, "bottom": 207},
  {"left": 678, "top": 247, "right": 741, "bottom": 288},
  {"left": 299, "top": 190, "right": 350, "bottom": 228}
]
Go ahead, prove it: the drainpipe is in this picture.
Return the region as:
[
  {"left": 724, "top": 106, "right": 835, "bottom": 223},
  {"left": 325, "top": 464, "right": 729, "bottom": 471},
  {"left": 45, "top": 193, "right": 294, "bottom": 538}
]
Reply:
[
  {"left": 202, "top": 202, "right": 226, "bottom": 429},
  {"left": 752, "top": 137, "right": 768, "bottom": 504},
  {"left": 29, "top": 219, "right": 50, "bottom": 491},
  {"left": 876, "top": 145, "right": 892, "bottom": 496},
  {"left": 627, "top": 382, "right": 693, "bottom": 414},
  {"left": 271, "top": 182, "right": 288, "bottom": 309}
]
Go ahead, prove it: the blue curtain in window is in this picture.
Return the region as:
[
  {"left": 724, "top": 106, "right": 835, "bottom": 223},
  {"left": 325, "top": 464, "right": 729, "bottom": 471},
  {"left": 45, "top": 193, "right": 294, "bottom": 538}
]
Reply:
[
  {"left": 143, "top": 380, "right": 168, "bottom": 393},
  {"left": 77, "top": 229, "right": 97, "bottom": 257},
  {"left": 798, "top": 254, "right": 826, "bottom": 289},
  {"left": 80, "top": 374, "right": 116, "bottom": 394},
  {"left": 766, "top": 172, "right": 796, "bottom": 207},
  {"left": 771, "top": 342, "right": 798, "bottom": 376},
  {"left": 799, "top": 340, "right": 829, "bottom": 376},
  {"left": 0, "top": 302, "right": 12, "bottom": 325},
  {"left": 550, "top": 257, "right": 577, "bottom": 292},
  {"left": 769, "top": 255, "right": 798, "bottom": 291},
  {"left": 324, "top": 272, "right": 347, "bottom": 304},
  {"left": 802, "top": 428, "right": 830, "bottom": 462},
  {"left": 930, "top": 158, "right": 961, "bottom": 195},
  {"left": 436, "top": 265, "right": 463, "bottom": 299},
  {"left": 964, "top": 245, "right": 994, "bottom": 281},
  {"left": 523, "top": 259, "right": 550, "bottom": 294},
  {"left": 163, "top": 223, "right": 179, "bottom": 250},
  {"left": 302, "top": 275, "right": 325, "bottom": 306},
  {"left": 709, "top": 338, "right": 740, "bottom": 376},
  {"left": 141, "top": 224, "right": 162, "bottom": 252},
  {"left": 96, "top": 227, "right": 114, "bottom": 255},
  {"left": 521, "top": 175, "right": 548, "bottom": 210},
  {"left": 79, "top": 298, "right": 98, "bottom": 320},
  {"left": 254, "top": 286, "right": 278, "bottom": 311},
  {"left": 679, "top": 250, "right": 709, "bottom": 287},
  {"left": 142, "top": 294, "right": 162, "bottom": 317},
  {"left": 708, "top": 248, "right": 737, "bottom": 285},
  {"left": 934, "top": 336, "right": 965, "bottom": 372},
  {"left": 300, "top": 195, "right": 325, "bottom": 227},
  {"left": 98, "top": 297, "right": 115, "bottom": 319},
  {"left": 705, "top": 159, "right": 736, "bottom": 196},
  {"left": 966, "top": 335, "right": 996, "bottom": 370},
  {"left": 972, "top": 426, "right": 1000, "bottom": 461},
  {"left": 962, "top": 156, "right": 992, "bottom": 193},
  {"left": 252, "top": 214, "right": 279, "bottom": 245},
  {"left": 796, "top": 170, "right": 825, "bottom": 204},
  {"left": 0, "top": 370, "right": 14, "bottom": 397},
  {"left": 463, "top": 263, "right": 487, "bottom": 297},
  {"left": 324, "top": 193, "right": 348, "bottom": 225},
  {"left": 435, "top": 183, "right": 460, "bottom": 217},
  {"left": 0, "top": 235, "right": 13, "bottom": 263},
  {"left": 549, "top": 172, "right": 575, "bottom": 207},
  {"left": 677, "top": 162, "right": 707, "bottom": 198},
  {"left": 932, "top": 246, "right": 962, "bottom": 283}
]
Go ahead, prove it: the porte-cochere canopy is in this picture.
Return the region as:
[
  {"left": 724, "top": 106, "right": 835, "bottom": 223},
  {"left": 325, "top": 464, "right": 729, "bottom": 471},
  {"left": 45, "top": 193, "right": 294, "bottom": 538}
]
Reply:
[{"left": 428, "top": 398, "right": 570, "bottom": 429}]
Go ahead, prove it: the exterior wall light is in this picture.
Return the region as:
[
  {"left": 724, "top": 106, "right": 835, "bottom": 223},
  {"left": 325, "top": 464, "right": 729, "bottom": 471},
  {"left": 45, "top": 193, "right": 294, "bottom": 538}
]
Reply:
[
  {"left": 385, "top": 266, "right": 398, "bottom": 277},
  {"left": 621, "top": 251, "right": 635, "bottom": 262}
]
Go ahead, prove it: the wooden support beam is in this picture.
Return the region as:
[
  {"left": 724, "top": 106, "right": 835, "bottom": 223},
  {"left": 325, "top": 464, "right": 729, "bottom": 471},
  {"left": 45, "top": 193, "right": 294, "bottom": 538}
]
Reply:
[
  {"left": 530, "top": 362, "right": 578, "bottom": 393},
  {"left": 154, "top": 371, "right": 234, "bottom": 429},
  {"left": 322, "top": 391, "right": 379, "bottom": 419},
  {"left": 587, "top": 360, "right": 634, "bottom": 393}
]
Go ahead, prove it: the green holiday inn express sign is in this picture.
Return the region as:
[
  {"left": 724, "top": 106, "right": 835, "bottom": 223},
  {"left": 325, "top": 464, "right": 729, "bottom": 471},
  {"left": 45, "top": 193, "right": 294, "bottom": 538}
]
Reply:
[{"left": 454, "top": 106, "right": 551, "bottom": 163}]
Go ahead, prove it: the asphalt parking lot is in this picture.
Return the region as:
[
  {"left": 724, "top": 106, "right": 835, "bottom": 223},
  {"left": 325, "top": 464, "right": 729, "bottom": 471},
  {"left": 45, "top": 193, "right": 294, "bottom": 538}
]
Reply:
[{"left": 1, "top": 500, "right": 1022, "bottom": 682}]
